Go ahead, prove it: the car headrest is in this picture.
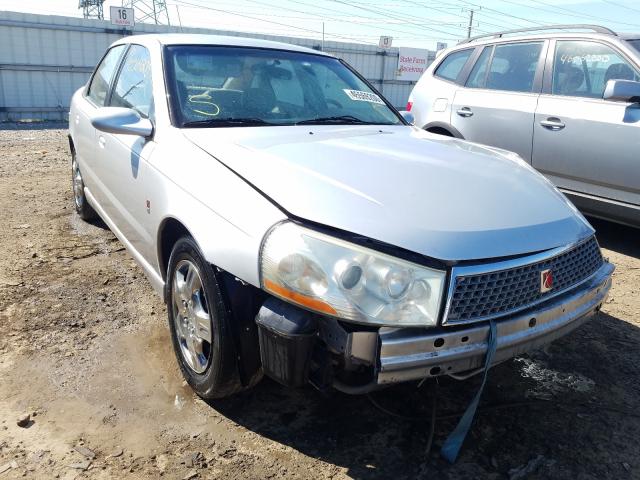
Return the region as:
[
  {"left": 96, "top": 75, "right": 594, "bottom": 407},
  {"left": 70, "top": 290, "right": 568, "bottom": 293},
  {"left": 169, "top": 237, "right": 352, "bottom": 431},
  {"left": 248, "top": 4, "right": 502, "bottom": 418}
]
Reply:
[{"left": 251, "top": 64, "right": 293, "bottom": 80}]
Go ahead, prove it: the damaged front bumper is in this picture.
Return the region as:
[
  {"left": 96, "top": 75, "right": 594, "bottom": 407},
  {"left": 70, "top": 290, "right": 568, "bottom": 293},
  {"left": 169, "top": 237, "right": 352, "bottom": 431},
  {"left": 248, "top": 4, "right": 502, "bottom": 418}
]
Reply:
[
  {"left": 255, "top": 261, "right": 614, "bottom": 393},
  {"left": 377, "top": 261, "right": 614, "bottom": 385}
]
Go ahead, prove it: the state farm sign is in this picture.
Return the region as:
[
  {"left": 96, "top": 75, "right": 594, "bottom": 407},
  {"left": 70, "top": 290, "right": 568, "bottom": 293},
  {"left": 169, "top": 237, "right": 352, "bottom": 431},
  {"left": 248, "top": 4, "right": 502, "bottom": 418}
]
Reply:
[{"left": 397, "top": 47, "right": 429, "bottom": 81}]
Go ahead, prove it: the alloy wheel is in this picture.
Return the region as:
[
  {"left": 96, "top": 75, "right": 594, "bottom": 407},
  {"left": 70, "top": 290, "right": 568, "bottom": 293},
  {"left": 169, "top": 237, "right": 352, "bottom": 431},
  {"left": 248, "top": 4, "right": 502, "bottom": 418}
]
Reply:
[
  {"left": 72, "top": 158, "right": 84, "bottom": 209},
  {"left": 171, "top": 259, "right": 213, "bottom": 374}
]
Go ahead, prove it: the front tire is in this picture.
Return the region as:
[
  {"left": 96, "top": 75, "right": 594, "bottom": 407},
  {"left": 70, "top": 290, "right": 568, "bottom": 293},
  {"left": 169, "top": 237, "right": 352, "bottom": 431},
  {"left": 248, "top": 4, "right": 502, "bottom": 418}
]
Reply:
[
  {"left": 166, "top": 236, "right": 248, "bottom": 399},
  {"left": 71, "top": 153, "right": 97, "bottom": 221}
]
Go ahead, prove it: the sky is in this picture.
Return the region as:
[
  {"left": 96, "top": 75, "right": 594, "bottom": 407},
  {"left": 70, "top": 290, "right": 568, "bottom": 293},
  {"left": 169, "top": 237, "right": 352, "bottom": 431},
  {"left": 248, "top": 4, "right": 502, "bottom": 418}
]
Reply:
[{"left": 0, "top": 0, "right": 638, "bottom": 50}]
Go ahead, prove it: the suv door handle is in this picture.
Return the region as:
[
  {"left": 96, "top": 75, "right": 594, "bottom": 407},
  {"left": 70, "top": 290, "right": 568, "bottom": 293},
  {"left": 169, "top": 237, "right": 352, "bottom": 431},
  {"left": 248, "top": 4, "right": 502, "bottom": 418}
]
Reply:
[
  {"left": 456, "top": 107, "right": 473, "bottom": 117},
  {"left": 540, "top": 118, "right": 565, "bottom": 130}
]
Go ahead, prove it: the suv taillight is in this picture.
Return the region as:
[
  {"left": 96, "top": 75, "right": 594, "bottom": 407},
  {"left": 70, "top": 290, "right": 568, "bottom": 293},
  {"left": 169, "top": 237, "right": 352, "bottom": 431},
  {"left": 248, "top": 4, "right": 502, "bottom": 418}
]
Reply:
[{"left": 406, "top": 101, "right": 413, "bottom": 111}]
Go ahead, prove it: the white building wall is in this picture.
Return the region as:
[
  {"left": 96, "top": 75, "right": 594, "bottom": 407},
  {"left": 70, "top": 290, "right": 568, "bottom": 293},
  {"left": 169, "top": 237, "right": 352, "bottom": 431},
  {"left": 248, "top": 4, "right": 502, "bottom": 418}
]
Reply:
[{"left": 0, "top": 10, "right": 434, "bottom": 121}]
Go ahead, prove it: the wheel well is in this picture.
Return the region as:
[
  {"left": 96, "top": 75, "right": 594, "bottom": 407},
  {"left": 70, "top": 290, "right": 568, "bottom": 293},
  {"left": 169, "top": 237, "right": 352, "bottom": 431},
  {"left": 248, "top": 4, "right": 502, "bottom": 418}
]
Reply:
[
  {"left": 158, "top": 218, "right": 191, "bottom": 281},
  {"left": 425, "top": 126, "right": 454, "bottom": 137}
]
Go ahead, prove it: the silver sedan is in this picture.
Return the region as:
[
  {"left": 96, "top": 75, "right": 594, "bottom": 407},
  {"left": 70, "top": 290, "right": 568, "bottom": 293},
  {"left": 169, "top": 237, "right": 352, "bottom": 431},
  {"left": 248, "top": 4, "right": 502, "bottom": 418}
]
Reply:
[{"left": 68, "top": 34, "right": 613, "bottom": 399}]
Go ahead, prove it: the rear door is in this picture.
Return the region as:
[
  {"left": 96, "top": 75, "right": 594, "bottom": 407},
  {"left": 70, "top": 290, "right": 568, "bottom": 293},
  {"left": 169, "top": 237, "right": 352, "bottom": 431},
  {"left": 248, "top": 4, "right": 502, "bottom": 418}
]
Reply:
[
  {"left": 74, "top": 45, "right": 127, "bottom": 204},
  {"left": 451, "top": 41, "right": 547, "bottom": 161},
  {"left": 532, "top": 39, "right": 640, "bottom": 208}
]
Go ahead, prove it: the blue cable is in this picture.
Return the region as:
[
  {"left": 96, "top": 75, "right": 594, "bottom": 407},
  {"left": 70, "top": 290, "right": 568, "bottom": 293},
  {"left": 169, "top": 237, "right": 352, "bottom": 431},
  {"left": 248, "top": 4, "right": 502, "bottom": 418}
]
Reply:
[{"left": 441, "top": 320, "right": 497, "bottom": 463}]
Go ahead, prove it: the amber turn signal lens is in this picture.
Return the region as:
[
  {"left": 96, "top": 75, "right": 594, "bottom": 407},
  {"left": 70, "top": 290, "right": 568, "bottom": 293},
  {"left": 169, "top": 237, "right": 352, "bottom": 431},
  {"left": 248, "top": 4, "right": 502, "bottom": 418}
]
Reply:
[{"left": 264, "top": 279, "right": 337, "bottom": 316}]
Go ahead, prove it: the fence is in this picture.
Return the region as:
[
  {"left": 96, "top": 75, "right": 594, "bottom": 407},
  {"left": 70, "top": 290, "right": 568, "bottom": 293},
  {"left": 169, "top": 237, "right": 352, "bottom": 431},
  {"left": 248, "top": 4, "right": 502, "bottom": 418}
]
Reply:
[{"left": 0, "top": 10, "right": 434, "bottom": 121}]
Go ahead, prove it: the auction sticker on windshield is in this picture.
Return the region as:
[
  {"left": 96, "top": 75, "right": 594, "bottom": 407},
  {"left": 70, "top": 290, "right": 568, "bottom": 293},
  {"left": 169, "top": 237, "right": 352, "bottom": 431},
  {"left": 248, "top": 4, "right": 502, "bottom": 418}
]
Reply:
[{"left": 343, "top": 89, "right": 385, "bottom": 104}]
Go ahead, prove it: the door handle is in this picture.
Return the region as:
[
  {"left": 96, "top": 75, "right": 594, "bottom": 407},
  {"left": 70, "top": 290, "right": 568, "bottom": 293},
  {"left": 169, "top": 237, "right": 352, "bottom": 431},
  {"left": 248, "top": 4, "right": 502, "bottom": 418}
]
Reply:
[
  {"left": 98, "top": 135, "right": 106, "bottom": 148},
  {"left": 456, "top": 107, "right": 473, "bottom": 117},
  {"left": 540, "top": 118, "right": 565, "bottom": 130}
]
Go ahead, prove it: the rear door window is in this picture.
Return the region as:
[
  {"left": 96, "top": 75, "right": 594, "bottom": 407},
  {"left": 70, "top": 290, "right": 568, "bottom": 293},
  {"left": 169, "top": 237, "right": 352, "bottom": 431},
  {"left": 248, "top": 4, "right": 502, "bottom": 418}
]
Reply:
[
  {"left": 552, "top": 40, "right": 640, "bottom": 98},
  {"left": 434, "top": 48, "right": 473, "bottom": 82},
  {"left": 466, "top": 46, "right": 492, "bottom": 88},
  {"left": 87, "top": 45, "right": 127, "bottom": 106},
  {"left": 466, "top": 42, "right": 543, "bottom": 93}
]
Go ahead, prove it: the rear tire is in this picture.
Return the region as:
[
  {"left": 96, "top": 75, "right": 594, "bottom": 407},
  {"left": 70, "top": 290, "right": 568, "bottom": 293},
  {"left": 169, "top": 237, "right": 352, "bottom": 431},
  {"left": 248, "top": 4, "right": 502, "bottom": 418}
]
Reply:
[
  {"left": 71, "top": 153, "right": 97, "bottom": 221},
  {"left": 166, "top": 236, "right": 251, "bottom": 399}
]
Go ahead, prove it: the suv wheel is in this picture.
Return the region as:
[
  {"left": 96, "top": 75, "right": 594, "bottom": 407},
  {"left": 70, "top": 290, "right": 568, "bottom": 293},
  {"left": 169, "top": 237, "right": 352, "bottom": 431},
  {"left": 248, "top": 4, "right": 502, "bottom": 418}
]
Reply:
[
  {"left": 167, "top": 236, "right": 252, "bottom": 399},
  {"left": 71, "top": 153, "right": 97, "bottom": 221}
]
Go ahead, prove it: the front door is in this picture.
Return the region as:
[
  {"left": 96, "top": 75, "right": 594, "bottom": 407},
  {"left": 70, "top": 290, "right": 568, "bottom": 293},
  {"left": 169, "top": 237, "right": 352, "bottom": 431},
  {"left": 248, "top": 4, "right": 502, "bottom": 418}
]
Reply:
[
  {"left": 94, "top": 44, "right": 157, "bottom": 259},
  {"left": 532, "top": 40, "right": 640, "bottom": 207},
  {"left": 451, "top": 41, "right": 546, "bottom": 161}
]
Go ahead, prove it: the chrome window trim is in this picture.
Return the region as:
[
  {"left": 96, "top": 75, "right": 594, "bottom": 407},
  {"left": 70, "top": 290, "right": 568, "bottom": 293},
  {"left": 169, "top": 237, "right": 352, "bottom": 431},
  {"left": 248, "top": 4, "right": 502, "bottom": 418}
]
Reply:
[{"left": 442, "top": 235, "right": 600, "bottom": 326}]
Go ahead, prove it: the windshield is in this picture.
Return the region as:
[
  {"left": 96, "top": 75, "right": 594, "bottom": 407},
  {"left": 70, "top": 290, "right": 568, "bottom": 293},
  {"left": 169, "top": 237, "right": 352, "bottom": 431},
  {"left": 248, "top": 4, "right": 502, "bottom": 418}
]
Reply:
[
  {"left": 164, "top": 46, "right": 402, "bottom": 127},
  {"left": 628, "top": 39, "right": 640, "bottom": 54}
]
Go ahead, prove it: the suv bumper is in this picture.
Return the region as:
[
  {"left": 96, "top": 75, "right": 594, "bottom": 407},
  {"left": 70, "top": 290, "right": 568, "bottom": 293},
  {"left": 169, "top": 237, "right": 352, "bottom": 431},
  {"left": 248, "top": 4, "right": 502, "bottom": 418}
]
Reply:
[{"left": 376, "top": 261, "right": 614, "bottom": 384}]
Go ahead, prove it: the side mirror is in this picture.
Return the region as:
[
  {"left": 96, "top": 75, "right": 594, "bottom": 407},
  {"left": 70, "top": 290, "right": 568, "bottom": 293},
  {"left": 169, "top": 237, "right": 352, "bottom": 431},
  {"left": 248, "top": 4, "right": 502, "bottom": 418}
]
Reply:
[
  {"left": 399, "top": 110, "right": 415, "bottom": 125},
  {"left": 603, "top": 79, "right": 640, "bottom": 103},
  {"left": 91, "top": 107, "right": 154, "bottom": 137}
]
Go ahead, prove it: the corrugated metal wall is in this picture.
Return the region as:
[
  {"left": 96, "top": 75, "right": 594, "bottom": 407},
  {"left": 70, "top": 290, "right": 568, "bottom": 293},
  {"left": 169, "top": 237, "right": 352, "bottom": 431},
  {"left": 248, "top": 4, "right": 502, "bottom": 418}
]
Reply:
[{"left": 0, "top": 10, "right": 434, "bottom": 121}]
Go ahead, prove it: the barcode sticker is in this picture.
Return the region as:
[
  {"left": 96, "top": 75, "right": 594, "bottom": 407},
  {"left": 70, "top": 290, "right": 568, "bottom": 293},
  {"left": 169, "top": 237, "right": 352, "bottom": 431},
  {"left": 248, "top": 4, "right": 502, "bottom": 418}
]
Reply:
[{"left": 343, "top": 89, "right": 385, "bottom": 105}]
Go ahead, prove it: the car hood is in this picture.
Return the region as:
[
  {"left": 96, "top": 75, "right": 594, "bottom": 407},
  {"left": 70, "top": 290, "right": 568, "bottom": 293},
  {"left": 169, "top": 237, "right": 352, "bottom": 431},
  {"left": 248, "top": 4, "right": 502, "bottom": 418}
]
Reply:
[{"left": 182, "top": 125, "right": 593, "bottom": 262}]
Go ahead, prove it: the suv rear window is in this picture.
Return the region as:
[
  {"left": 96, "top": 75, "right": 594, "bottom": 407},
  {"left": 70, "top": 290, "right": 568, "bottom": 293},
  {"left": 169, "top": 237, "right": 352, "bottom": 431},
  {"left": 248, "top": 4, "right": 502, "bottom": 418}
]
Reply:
[
  {"left": 465, "top": 42, "right": 543, "bottom": 93},
  {"left": 434, "top": 49, "right": 473, "bottom": 82}
]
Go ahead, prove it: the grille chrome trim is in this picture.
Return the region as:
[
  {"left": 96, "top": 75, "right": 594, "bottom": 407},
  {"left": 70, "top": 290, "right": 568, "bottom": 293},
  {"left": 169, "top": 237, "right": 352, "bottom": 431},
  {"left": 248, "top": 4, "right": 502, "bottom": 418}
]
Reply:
[{"left": 442, "top": 236, "right": 603, "bottom": 326}]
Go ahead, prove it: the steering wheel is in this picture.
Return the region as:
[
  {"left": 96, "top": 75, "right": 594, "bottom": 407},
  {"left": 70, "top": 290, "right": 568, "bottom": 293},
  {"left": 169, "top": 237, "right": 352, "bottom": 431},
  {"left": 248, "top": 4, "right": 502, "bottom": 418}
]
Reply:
[{"left": 326, "top": 98, "right": 343, "bottom": 109}]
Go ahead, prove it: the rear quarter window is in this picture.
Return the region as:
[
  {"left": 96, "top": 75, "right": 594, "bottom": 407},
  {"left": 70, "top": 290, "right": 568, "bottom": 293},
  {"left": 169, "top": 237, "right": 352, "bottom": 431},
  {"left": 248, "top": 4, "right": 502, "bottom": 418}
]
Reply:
[{"left": 434, "top": 49, "right": 473, "bottom": 82}]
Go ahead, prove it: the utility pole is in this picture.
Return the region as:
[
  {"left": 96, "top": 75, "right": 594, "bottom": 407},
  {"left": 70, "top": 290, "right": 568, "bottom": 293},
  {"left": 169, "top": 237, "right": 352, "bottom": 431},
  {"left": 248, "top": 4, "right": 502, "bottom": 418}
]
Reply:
[
  {"left": 467, "top": 9, "right": 474, "bottom": 39},
  {"left": 175, "top": 4, "right": 183, "bottom": 31}
]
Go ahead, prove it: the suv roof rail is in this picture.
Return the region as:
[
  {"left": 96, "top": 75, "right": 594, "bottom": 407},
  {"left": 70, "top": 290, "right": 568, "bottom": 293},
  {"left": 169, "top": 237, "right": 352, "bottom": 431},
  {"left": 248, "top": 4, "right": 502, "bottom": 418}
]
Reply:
[{"left": 459, "top": 24, "right": 617, "bottom": 45}]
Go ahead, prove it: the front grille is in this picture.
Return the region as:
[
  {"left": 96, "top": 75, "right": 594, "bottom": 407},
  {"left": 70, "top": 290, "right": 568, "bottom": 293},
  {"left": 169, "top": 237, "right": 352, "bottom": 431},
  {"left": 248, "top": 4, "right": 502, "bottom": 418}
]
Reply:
[{"left": 446, "top": 236, "right": 603, "bottom": 324}]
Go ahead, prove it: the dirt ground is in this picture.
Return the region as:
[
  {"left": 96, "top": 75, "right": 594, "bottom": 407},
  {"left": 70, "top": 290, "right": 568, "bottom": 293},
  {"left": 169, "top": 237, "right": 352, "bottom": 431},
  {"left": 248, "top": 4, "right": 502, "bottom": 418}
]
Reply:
[{"left": 0, "top": 123, "right": 638, "bottom": 480}]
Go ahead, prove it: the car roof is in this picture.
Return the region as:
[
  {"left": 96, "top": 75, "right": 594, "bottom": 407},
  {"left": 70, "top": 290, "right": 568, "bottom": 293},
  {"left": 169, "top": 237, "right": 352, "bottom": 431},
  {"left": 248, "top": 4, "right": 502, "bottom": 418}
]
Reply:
[
  {"left": 112, "top": 33, "right": 333, "bottom": 57},
  {"left": 457, "top": 31, "right": 624, "bottom": 48}
]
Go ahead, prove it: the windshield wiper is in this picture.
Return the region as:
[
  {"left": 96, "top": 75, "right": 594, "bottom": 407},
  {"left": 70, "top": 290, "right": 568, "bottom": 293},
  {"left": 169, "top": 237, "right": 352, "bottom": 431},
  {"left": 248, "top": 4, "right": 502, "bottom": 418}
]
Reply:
[
  {"left": 296, "top": 115, "right": 378, "bottom": 125},
  {"left": 182, "top": 117, "right": 275, "bottom": 128}
]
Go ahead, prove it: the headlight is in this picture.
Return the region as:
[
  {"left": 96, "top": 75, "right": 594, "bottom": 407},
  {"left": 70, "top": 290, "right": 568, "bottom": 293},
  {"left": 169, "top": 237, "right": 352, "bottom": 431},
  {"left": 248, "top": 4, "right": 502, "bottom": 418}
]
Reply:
[{"left": 260, "top": 222, "right": 445, "bottom": 327}]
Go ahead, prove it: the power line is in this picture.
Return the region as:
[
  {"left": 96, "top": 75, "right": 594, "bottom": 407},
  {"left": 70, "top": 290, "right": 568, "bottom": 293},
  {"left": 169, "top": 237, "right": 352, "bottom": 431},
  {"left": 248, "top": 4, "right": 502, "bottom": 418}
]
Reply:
[
  {"left": 452, "top": 0, "right": 546, "bottom": 26},
  {"left": 601, "top": 0, "right": 640, "bottom": 15},
  {"left": 399, "top": 0, "right": 521, "bottom": 32},
  {"left": 269, "top": 0, "right": 468, "bottom": 39},
  {"left": 494, "top": 0, "right": 640, "bottom": 29},
  {"left": 329, "top": 0, "right": 478, "bottom": 38},
  {"left": 171, "top": 0, "right": 379, "bottom": 44},
  {"left": 465, "top": 7, "right": 535, "bottom": 29}
]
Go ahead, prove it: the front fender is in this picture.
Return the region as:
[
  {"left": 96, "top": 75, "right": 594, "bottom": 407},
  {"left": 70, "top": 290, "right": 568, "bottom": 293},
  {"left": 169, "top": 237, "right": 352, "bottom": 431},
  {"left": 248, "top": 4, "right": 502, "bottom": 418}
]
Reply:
[{"left": 150, "top": 132, "right": 287, "bottom": 288}]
